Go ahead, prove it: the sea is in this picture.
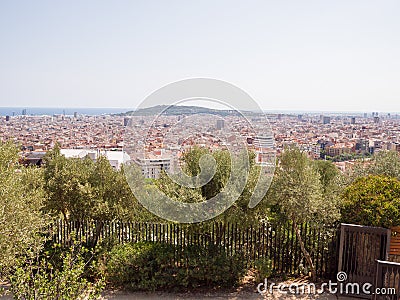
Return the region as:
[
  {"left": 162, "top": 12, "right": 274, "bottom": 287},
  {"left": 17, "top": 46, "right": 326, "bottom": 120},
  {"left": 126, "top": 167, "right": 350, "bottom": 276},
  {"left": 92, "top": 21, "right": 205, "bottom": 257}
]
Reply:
[{"left": 0, "top": 107, "right": 132, "bottom": 116}]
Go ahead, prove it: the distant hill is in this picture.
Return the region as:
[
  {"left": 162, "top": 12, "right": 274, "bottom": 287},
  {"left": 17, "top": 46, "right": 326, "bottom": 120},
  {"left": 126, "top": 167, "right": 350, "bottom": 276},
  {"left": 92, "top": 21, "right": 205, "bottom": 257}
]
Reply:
[{"left": 119, "top": 105, "right": 245, "bottom": 116}]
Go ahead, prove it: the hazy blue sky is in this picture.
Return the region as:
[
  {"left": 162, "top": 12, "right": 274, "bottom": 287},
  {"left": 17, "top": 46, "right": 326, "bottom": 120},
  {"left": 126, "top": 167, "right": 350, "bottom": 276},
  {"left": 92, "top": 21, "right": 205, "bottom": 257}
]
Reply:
[{"left": 0, "top": 1, "right": 399, "bottom": 112}]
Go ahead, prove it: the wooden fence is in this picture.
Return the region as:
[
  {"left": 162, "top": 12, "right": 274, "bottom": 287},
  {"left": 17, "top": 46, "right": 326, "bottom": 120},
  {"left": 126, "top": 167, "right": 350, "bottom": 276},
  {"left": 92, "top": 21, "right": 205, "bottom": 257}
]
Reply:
[
  {"left": 337, "top": 224, "right": 391, "bottom": 291},
  {"left": 51, "top": 220, "right": 338, "bottom": 278},
  {"left": 374, "top": 260, "right": 400, "bottom": 300}
]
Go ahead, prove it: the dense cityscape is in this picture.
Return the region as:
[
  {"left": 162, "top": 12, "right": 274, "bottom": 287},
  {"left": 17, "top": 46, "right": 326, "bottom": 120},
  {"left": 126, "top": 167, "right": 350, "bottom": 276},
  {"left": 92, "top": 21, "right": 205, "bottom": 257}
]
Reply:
[{"left": 2, "top": 108, "right": 399, "bottom": 176}]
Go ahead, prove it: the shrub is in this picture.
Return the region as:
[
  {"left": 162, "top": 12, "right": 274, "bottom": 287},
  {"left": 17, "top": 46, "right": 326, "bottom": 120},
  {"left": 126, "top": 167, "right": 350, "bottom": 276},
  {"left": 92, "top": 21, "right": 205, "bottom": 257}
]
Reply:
[
  {"left": 254, "top": 257, "right": 272, "bottom": 282},
  {"left": 105, "top": 242, "right": 176, "bottom": 290},
  {"left": 179, "top": 244, "right": 246, "bottom": 288},
  {"left": 341, "top": 175, "right": 400, "bottom": 228},
  {"left": 105, "top": 241, "right": 246, "bottom": 291},
  {"left": 0, "top": 141, "right": 47, "bottom": 277},
  {"left": 8, "top": 244, "right": 105, "bottom": 299}
]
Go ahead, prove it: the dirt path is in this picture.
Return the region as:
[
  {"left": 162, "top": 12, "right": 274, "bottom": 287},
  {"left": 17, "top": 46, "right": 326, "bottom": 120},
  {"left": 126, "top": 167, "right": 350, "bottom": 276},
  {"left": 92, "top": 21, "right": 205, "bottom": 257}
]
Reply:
[
  {"left": 0, "top": 280, "right": 359, "bottom": 300},
  {"left": 103, "top": 290, "right": 348, "bottom": 299}
]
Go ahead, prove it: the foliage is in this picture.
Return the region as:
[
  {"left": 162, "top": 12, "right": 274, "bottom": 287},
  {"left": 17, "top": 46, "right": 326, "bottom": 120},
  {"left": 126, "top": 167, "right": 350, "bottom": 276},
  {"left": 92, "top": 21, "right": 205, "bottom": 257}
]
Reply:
[
  {"left": 43, "top": 146, "right": 93, "bottom": 220},
  {"left": 267, "top": 146, "right": 341, "bottom": 280},
  {"left": 313, "top": 159, "right": 344, "bottom": 215},
  {"left": 42, "top": 145, "right": 144, "bottom": 221},
  {"left": 105, "top": 241, "right": 246, "bottom": 291},
  {"left": 326, "top": 152, "right": 371, "bottom": 162},
  {"left": 156, "top": 171, "right": 204, "bottom": 204},
  {"left": 105, "top": 241, "right": 175, "bottom": 290},
  {"left": 220, "top": 151, "right": 266, "bottom": 225},
  {"left": 0, "top": 141, "right": 106, "bottom": 297},
  {"left": 9, "top": 244, "right": 105, "bottom": 299},
  {"left": 345, "top": 150, "right": 400, "bottom": 184},
  {"left": 179, "top": 244, "right": 246, "bottom": 288},
  {"left": 182, "top": 147, "right": 231, "bottom": 200},
  {"left": 367, "top": 151, "right": 400, "bottom": 179},
  {"left": 156, "top": 146, "right": 264, "bottom": 225},
  {"left": 341, "top": 150, "right": 400, "bottom": 228},
  {"left": 254, "top": 257, "right": 272, "bottom": 282},
  {"left": 313, "top": 160, "right": 341, "bottom": 192},
  {"left": 341, "top": 175, "right": 400, "bottom": 228},
  {"left": 0, "top": 141, "right": 47, "bottom": 277},
  {"left": 269, "top": 147, "right": 339, "bottom": 225}
]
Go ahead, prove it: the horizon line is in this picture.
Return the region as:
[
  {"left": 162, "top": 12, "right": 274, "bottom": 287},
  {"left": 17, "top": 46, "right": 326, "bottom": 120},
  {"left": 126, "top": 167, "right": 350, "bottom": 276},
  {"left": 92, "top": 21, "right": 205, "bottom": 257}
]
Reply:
[{"left": 0, "top": 105, "right": 398, "bottom": 115}]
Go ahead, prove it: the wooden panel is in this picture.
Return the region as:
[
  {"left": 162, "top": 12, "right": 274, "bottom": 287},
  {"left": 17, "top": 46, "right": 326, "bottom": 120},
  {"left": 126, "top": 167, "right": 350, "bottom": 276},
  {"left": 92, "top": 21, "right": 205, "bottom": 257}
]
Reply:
[
  {"left": 338, "top": 223, "right": 391, "bottom": 299},
  {"left": 390, "top": 226, "right": 400, "bottom": 255},
  {"left": 374, "top": 260, "right": 400, "bottom": 300}
]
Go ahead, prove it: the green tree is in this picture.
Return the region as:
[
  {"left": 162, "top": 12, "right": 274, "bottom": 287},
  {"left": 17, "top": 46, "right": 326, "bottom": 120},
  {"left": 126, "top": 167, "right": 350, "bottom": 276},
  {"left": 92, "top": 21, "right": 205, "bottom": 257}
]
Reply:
[
  {"left": 345, "top": 150, "right": 400, "bottom": 184},
  {"left": 88, "top": 156, "right": 138, "bottom": 221},
  {"left": 0, "top": 142, "right": 105, "bottom": 297},
  {"left": 43, "top": 146, "right": 153, "bottom": 245},
  {"left": 43, "top": 146, "right": 141, "bottom": 222},
  {"left": 313, "top": 160, "right": 340, "bottom": 192},
  {"left": 341, "top": 175, "right": 400, "bottom": 228},
  {"left": 268, "top": 147, "right": 339, "bottom": 280},
  {"left": 218, "top": 150, "right": 265, "bottom": 225},
  {"left": 179, "top": 146, "right": 231, "bottom": 201},
  {"left": 156, "top": 147, "right": 262, "bottom": 225},
  {"left": 88, "top": 156, "right": 149, "bottom": 245},
  {"left": 181, "top": 146, "right": 210, "bottom": 178},
  {"left": 367, "top": 150, "right": 400, "bottom": 179},
  {"left": 0, "top": 141, "right": 47, "bottom": 277},
  {"left": 43, "top": 146, "right": 94, "bottom": 221},
  {"left": 313, "top": 160, "right": 344, "bottom": 213}
]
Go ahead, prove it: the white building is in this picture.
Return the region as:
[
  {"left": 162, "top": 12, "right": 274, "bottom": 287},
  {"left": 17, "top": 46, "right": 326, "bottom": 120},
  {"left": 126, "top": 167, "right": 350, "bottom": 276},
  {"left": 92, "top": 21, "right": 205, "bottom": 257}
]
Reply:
[
  {"left": 134, "top": 156, "right": 172, "bottom": 179},
  {"left": 253, "top": 135, "right": 274, "bottom": 150},
  {"left": 252, "top": 135, "right": 275, "bottom": 166},
  {"left": 60, "top": 149, "right": 130, "bottom": 169}
]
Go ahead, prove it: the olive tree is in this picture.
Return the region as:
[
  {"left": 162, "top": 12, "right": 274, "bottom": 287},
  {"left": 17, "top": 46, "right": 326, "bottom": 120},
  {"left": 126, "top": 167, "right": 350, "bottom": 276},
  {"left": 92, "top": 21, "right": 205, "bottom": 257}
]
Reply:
[
  {"left": 156, "top": 146, "right": 263, "bottom": 225},
  {"left": 43, "top": 145, "right": 140, "bottom": 222},
  {"left": 0, "top": 141, "right": 46, "bottom": 277},
  {"left": 268, "top": 146, "right": 340, "bottom": 280}
]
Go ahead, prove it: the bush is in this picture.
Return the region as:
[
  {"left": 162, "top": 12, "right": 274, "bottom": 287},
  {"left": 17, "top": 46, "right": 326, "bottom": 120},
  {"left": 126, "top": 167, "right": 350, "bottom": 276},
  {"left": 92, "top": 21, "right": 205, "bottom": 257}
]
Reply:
[
  {"left": 0, "top": 141, "right": 47, "bottom": 277},
  {"left": 254, "top": 257, "right": 272, "bottom": 282},
  {"left": 341, "top": 175, "right": 400, "bottom": 228},
  {"left": 105, "top": 242, "right": 175, "bottom": 290},
  {"left": 105, "top": 241, "right": 246, "bottom": 291},
  {"left": 179, "top": 244, "right": 246, "bottom": 288},
  {"left": 8, "top": 244, "right": 105, "bottom": 299}
]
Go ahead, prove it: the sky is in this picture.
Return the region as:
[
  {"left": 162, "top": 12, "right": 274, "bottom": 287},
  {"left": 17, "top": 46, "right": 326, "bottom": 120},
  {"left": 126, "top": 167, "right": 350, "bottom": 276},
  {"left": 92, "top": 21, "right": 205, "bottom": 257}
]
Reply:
[{"left": 0, "top": 1, "right": 399, "bottom": 112}]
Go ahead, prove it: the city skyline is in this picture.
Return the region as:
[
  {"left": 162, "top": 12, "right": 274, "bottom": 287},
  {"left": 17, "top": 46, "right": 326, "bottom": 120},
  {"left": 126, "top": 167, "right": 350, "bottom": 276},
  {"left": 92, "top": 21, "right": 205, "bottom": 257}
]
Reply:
[{"left": 0, "top": 105, "right": 399, "bottom": 115}]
